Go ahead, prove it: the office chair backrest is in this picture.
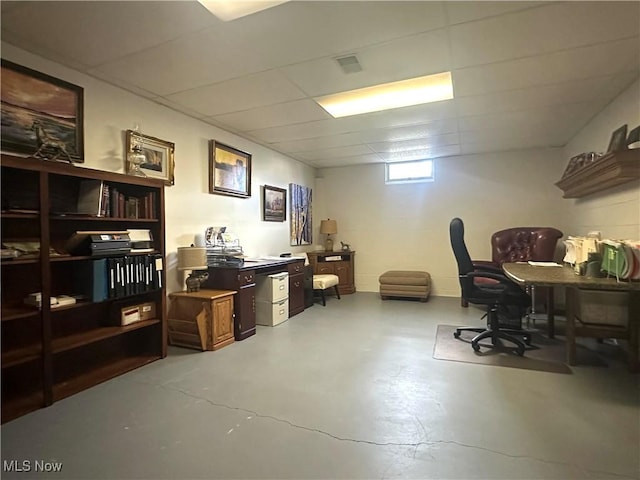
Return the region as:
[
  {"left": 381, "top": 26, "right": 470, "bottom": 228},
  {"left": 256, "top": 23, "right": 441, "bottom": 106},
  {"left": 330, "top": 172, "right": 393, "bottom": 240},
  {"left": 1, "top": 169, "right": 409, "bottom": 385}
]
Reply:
[{"left": 450, "top": 218, "right": 474, "bottom": 276}]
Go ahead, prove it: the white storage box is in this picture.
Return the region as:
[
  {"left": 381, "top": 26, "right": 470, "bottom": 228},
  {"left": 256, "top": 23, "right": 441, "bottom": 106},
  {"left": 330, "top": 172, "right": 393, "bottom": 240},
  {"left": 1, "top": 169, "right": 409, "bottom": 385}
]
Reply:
[
  {"left": 256, "top": 298, "right": 289, "bottom": 327},
  {"left": 256, "top": 272, "right": 289, "bottom": 302}
]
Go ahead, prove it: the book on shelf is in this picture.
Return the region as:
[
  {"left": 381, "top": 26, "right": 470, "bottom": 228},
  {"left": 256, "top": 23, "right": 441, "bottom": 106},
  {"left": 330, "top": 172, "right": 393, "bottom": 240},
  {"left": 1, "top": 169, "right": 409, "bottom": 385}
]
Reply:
[{"left": 76, "top": 180, "right": 106, "bottom": 216}]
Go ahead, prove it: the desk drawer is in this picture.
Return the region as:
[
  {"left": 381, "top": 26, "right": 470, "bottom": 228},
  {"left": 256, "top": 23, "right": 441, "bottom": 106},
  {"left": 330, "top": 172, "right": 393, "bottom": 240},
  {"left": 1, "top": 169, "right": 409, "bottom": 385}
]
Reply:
[
  {"left": 288, "top": 261, "right": 304, "bottom": 275},
  {"left": 238, "top": 271, "right": 256, "bottom": 287}
]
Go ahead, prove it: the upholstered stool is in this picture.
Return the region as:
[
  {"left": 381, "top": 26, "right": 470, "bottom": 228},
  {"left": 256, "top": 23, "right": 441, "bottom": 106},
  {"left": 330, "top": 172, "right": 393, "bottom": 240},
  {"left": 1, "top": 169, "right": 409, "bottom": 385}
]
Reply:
[
  {"left": 313, "top": 274, "right": 341, "bottom": 306},
  {"left": 379, "top": 270, "right": 431, "bottom": 302}
]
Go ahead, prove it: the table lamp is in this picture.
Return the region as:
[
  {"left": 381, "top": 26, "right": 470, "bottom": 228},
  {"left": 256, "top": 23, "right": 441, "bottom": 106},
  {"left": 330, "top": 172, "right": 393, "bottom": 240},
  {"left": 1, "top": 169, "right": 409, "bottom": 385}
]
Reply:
[
  {"left": 177, "top": 246, "right": 208, "bottom": 292},
  {"left": 320, "top": 219, "right": 338, "bottom": 252}
]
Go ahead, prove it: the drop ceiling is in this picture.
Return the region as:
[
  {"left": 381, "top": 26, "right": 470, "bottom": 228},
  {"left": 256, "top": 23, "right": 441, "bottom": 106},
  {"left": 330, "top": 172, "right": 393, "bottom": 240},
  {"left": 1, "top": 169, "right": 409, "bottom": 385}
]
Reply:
[{"left": 1, "top": 1, "right": 638, "bottom": 168}]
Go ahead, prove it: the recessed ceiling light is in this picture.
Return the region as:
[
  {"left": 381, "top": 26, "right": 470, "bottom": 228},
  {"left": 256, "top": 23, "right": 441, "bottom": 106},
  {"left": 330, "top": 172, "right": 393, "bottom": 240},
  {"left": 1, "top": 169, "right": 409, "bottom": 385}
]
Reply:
[
  {"left": 315, "top": 72, "right": 454, "bottom": 118},
  {"left": 198, "top": 0, "right": 288, "bottom": 22}
]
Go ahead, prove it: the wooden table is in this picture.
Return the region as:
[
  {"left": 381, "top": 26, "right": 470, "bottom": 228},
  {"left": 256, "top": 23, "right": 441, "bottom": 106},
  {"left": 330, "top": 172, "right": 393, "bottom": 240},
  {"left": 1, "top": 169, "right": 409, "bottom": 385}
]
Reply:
[{"left": 502, "top": 263, "right": 640, "bottom": 370}]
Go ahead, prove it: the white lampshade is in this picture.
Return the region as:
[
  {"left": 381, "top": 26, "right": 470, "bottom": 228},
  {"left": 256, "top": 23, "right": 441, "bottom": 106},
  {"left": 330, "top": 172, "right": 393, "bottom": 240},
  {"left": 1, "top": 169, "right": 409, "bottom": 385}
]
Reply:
[{"left": 177, "top": 247, "right": 207, "bottom": 271}]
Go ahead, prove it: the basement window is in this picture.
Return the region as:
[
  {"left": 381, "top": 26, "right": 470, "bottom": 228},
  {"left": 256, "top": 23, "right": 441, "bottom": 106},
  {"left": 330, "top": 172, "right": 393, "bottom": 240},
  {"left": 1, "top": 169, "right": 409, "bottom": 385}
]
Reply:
[{"left": 385, "top": 159, "right": 434, "bottom": 184}]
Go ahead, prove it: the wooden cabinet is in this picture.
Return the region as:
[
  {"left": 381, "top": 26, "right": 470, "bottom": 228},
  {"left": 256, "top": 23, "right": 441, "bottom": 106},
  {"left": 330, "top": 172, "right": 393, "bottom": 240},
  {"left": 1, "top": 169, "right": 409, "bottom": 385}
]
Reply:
[
  {"left": 307, "top": 251, "right": 355, "bottom": 295},
  {"left": 288, "top": 260, "right": 305, "bottom": 317},
  {"left": 168, "top": 290, "right": 235, "bottom": 351},
  {"left": 202, "top": 267, "right": 256, "bottom": 341},
  {"left": 1, "top": 154, "right": 166, "bottom": 423}
]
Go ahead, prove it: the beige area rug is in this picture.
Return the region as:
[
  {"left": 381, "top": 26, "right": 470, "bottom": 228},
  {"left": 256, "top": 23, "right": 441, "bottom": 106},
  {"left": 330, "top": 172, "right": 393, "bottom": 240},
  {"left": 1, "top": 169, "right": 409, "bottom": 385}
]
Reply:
[{"left": 433, "top": 324, "right": 613, "bottom": 374}]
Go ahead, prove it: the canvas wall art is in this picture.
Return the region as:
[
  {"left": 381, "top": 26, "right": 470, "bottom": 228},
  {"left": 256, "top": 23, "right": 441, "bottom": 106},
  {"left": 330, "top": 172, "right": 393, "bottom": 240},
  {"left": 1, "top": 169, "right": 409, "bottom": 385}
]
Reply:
[{"left": 289, "top": 183, "right": 312, "bottom": 246}]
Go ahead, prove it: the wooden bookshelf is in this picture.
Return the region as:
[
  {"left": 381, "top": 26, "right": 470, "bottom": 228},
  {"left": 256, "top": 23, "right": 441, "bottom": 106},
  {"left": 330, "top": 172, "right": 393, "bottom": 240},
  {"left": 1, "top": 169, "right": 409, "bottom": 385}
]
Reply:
[{"left": 1, "top": 154, "right": 167, "bottom": 423}]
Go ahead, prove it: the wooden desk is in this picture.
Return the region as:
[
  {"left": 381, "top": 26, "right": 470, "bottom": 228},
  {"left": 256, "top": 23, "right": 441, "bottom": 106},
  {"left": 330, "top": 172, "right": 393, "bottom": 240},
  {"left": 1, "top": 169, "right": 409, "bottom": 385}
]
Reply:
[
  {"left": 201, "top": 258, "right": 305, "bottom": 341},
  {"left": 503, "top": 263, "right": 640, "bottom": 370}
]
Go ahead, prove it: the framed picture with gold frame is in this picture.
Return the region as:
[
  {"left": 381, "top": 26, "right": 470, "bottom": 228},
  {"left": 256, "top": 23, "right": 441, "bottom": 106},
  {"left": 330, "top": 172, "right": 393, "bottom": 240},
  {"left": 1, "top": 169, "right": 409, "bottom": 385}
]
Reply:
[
  {"left": 209, "top": 140, "right": 251, "bottom": 198},
  {"left": 125, "top": 130, "right": 175, "bottom": 185}
]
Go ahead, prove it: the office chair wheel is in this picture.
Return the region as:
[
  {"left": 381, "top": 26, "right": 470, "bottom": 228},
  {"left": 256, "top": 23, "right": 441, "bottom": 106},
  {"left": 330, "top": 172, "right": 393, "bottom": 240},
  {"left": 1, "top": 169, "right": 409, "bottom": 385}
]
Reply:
[
  {"left": 454, "top": 330, "right": 461, "bottom": 339},
  {"left": 472, "top": 341, "right": 481, "bottom": 352},
  {"left": 515, "top": 344, "right": 525, "bottom": 356}
]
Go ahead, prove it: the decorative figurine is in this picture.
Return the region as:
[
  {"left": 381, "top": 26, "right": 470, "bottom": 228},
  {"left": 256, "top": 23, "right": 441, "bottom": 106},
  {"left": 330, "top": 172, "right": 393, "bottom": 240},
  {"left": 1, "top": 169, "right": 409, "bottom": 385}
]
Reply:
[
  {"left": 341, "top": 241, "right": 351, "bottom": 252},
  {"left": 31, "top": 120, "right": 74, "bottom": 163},
  {"left": 185, "top": 271, "right": 209, "bottom": 293}
]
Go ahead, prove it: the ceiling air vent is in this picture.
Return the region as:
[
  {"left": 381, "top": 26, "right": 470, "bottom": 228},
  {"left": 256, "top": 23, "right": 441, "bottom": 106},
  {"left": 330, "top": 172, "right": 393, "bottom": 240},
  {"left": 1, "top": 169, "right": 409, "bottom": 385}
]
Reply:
[{"left": 335, "top": 55, "right": 362, "bottom": 74}]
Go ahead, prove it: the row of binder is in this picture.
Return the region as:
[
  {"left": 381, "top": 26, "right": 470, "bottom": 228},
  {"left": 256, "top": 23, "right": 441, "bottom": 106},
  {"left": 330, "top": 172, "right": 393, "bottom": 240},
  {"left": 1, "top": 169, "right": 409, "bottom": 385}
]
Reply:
[{"left": 80, "top": 254, "right": 164, "bottom": 302}]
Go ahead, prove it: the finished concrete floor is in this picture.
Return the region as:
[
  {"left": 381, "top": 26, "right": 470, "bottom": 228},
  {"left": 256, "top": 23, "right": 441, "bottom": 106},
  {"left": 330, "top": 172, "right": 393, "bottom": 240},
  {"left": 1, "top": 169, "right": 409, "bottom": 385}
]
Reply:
[{"left": 1, "top": 293, "right": 639, "bottom": 479}]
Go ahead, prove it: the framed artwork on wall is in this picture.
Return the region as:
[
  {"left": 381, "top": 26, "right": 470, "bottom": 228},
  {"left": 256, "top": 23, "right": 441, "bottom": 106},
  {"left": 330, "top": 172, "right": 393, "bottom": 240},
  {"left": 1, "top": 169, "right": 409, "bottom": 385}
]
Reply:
[
  {"left": 1, "top": 59, "right": 84, "bottom": 162},
  {"left": 289, "top": 183, "right": 312, "bottom": 246},
  {"left": 209, "top": 140, "right": 252, "bottom": 198},
  {"left": 125, "top": 129, "right": 175, "bottom": 185},
  {"left": 263, "top": 185, "right": 286, "bottom": 222},
  {"left": 606, "top": 124, "right": 628, "bottom": 153}
]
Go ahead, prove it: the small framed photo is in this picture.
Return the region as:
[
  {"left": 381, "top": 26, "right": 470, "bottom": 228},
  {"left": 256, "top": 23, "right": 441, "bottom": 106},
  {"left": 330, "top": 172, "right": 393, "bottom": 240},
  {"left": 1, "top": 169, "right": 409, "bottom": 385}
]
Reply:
[
  {"left": 626, "top": 125, "right": 640, "bottom": 147},
  {"left": 606, "top": 124, "right": 628, "bottom": 153},
  {"left": 1, "top": 59, "right": 84, "bottom": 162},
  {"left": 209, "top": 140, "right": 251, "bottom": 198},
  {"left": 125, "top": 130, "right": 175, "bottom": 185},
  {"left": 263, "top": 185, "right": 286, "bottom": 222}
]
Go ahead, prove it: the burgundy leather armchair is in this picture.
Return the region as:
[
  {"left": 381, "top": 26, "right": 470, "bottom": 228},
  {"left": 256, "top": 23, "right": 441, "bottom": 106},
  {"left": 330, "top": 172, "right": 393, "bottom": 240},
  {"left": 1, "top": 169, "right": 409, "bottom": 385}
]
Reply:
[{"left": 462, "top": 226, "right": 563, "bottom": 307}]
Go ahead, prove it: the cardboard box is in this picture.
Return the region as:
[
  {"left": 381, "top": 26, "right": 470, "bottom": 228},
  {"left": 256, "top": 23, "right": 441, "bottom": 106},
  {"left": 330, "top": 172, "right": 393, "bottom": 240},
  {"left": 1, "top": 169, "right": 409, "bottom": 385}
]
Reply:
[
  {"left": 120, "top": 302, "right": 156, "bottom": 325},
  {"left": 577, "top": 291, "right": 628, "bottom": 327}
]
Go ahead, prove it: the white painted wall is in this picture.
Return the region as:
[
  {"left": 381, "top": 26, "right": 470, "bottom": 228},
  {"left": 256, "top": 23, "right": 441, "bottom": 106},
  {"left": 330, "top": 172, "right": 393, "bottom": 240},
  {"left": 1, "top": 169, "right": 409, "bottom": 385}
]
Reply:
[
  {"left": 562, "top": 78, "right": 640, "bottom": 240},
  {"left": 2, "top": 43, "right": 317, "bottom": 294},
  {"left": 315, "top": 148, "right": 566, "bottom": 296}
]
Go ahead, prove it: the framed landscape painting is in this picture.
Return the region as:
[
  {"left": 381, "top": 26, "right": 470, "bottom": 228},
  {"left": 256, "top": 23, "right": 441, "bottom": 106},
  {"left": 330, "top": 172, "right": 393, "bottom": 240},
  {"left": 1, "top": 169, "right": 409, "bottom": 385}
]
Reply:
[
  {"left": 1, "top": 59, "right": 84, "bottom": 162},
  {"left": 263, "top": 185, "right": 286, "bottom": 222},
  {"left": 209, "top": 140, "right": 251, "bottom": 198}
]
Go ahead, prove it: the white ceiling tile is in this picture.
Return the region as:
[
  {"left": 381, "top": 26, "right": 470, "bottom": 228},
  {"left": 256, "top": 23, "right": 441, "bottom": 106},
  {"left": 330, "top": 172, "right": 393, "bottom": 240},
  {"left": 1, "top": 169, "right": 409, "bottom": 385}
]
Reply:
[
  {"left": 450, "top": 2, "right": 640, "bottom": 68},
  {"left": 367, "top": 133, "right": 459, "bottom": 153},
  {"left": 310, "top": 153, "right": 384, "bottom": 168},
  {"left": 209, "top": 100, "right": 330, "bottom": 132},
  {"left": 295, "top": 145, "right": 374, "bottom": 162},
  {"left": 357, "top": 120, "right": 459, "bottom": 143},
  {"left": 218, "top": 1, "right": 448, "bottom": 69},
  {"left": 270, "top": 133, "right": 365, "bottom": 153},
  {"left": 455, "top": 76, "right": 617, "bottom": 117},
  {"left": 164, "top": 70, "right": 307, "bottom": 116},
  {"left": 453, "top": 38, "right": 640, "bottom": 97},
  {"left": 280, "top": 29, "right": 451, "bottom": 97},
  {"left": 378, "top": 144, "right": 462, "bottom": 161},
  {"left": 446, "top": 1, "right": 545, "bottom": 25},
  {"left": 92, "top": 27, "right": 267, "bottom": 96},
  {"left": 1, "top": 1, "right": 218, "bottom": 67}
]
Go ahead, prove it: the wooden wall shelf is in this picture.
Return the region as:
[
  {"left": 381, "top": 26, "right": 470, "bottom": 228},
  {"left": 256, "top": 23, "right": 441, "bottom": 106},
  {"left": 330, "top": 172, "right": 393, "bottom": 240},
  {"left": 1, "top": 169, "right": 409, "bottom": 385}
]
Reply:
[{"left": 555, "top": 149, "right": 640, "bottom": 198}]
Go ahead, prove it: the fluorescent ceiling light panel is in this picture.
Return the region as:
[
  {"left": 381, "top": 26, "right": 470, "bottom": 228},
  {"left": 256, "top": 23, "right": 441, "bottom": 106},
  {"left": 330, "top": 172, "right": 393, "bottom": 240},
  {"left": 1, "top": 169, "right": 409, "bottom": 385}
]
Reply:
[
  {"left": 198, "top": 0, "right": 288, "bottom": 21},
  {"left": 315, "top": 72, "right": 454, "bottom": 118}
]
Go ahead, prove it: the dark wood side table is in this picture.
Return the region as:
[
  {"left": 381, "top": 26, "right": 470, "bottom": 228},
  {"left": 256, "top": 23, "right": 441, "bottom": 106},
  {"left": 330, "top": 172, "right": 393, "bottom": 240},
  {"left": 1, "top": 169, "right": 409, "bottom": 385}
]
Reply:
[
  {"left": 307, "top": 251, "right": 356, "bottom": 295},
  {"left": 168, "top": 289, "right": 236, "bottom": 351}
]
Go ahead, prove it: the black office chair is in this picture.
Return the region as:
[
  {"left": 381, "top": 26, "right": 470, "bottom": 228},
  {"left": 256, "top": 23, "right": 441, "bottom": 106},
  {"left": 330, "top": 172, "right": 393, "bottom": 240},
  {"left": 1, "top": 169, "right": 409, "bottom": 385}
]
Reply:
[{"left": 450, "top": 218, "right": 532, "bottom": 356}]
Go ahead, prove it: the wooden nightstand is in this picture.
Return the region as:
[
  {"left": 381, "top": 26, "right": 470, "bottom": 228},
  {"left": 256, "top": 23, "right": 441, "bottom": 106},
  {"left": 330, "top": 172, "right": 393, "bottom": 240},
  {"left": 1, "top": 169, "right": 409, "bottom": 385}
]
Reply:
[{"left": 168, "top": 290, "right": 236, "bottom": 351}]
